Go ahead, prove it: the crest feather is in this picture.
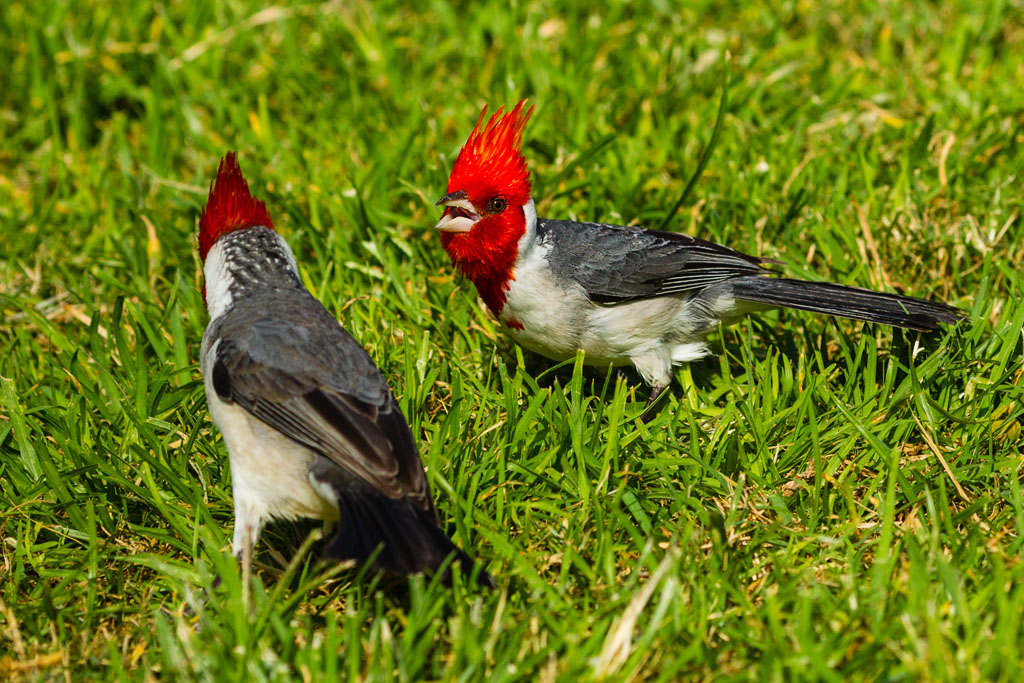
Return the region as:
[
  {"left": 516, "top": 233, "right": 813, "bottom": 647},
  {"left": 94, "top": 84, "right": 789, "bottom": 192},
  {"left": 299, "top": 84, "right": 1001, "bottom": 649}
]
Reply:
[
  {"left": 198, "top": 152, "right": 274, "bottom": 261},
  {"left": 447, "top": 100, "right": 534, "bottom": 201}
]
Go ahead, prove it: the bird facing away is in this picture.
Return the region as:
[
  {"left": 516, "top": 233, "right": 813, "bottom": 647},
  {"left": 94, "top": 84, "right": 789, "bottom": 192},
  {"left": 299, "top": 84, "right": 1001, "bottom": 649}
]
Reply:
[
  {"left": 198, "top": 152, "right": 487, "bottom": 584},
  {"left": 434, "top": 101, "right": 964, "bottom": 410}
]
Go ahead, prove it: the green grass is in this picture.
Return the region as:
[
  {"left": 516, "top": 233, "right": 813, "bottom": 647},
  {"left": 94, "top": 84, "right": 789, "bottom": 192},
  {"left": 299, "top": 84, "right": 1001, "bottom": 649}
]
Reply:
[{"left": 2, "top": 0, "right": 1023, "bottom": 679}]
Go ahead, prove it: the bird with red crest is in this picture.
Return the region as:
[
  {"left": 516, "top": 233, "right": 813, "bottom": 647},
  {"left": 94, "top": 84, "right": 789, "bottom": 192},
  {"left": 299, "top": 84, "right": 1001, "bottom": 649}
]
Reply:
[
  {"left": 434, "top": 101, "right": 963, "bottom": 417},
  {"left": 197, "top": 152, "right": 491, "bottom": 585}
]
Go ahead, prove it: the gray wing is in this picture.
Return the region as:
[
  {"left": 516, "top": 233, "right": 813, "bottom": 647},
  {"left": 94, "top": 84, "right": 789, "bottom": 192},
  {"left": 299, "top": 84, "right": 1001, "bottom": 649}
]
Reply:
[
  {"left": 206, "top": 291, "right": 432, "bottom": 512},
  {"left": 536, "top": 219, "right": 775, "bottom": 302}
]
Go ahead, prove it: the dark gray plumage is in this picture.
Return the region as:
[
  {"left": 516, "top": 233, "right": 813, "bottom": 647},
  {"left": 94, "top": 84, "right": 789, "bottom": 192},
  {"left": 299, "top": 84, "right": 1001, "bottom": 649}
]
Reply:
[
  {"left": 536, "top": 218, "right": 963, "bottom": 330},
  {"left": 536, "top": 219, "right": 773, "bottom": 302}
]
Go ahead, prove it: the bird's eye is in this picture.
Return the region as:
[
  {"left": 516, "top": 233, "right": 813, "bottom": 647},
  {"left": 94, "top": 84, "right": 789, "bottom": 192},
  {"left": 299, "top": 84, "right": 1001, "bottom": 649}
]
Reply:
[{"left": 487, "top": 197, "right": 507, "bottom": 214}]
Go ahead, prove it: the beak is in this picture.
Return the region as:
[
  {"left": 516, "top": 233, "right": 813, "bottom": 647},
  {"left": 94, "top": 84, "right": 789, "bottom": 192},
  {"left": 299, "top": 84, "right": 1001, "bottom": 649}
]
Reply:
[{"left": 434, "top": 190, "right": 479, "bottom": 233}]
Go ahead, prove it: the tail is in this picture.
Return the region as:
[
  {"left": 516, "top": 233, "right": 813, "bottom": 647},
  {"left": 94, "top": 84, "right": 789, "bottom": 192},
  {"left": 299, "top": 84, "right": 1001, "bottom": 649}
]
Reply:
[
  {"left": 728, "top": 277, "right": 964, "bottom": 331},
  {"left": 324, "top": 485, "right": 494, "bottom": 587}
]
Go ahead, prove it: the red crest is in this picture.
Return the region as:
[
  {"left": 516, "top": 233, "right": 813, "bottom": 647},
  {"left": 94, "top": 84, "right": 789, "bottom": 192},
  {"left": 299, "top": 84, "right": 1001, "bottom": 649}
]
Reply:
[
  {"left": 447, "top": 100, "right": 534, "bottom": 207},
  {"left": 198, "top": 152, "right": 274, "bottom": 261}
]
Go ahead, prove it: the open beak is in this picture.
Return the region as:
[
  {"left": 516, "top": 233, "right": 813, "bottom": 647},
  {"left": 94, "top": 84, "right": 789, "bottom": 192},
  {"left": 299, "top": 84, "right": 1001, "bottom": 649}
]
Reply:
[{"left": 434, "top": 190, "right": 479, "bottom": 233}]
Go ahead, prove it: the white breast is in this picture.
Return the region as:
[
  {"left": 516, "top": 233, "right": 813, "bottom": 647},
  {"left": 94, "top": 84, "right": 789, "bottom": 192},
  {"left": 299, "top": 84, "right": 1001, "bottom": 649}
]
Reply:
[{"left": 500, "top": 240, "right": 592, "bottom": 360}]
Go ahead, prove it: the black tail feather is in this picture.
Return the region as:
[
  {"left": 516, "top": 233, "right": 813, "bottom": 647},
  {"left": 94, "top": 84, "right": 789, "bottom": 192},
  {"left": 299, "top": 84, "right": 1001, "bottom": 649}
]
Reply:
[
  {"left": 729, "top": 277, "right": 964, "bottom": 331},
  {"left": 323, "top": 484, "right": 493, "bottom": 587}
]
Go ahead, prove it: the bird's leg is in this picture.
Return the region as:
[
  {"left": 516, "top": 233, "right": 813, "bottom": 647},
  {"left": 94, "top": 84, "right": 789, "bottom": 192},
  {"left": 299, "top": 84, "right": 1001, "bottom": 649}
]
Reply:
[
  {"left": 232, "top": 518, "right": 258, "bottom": 611},
  {"left": 632, "top": 355, "right": 673, "bottom": 422},
  {"left": 239, "top": 535, "right": 253, "bottom": 609},
  {"left": 644, "top": 384, "right": 666, "bottom": 410},
  {"left": 640, "top": 384, "right": 667, "bottom": 422}
]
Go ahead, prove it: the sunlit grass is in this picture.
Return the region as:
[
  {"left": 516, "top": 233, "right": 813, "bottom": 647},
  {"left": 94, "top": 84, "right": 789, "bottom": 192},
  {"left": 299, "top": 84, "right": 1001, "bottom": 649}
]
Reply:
[{"left": 1, "top": 0, "right": 1022, "bottom": 680}]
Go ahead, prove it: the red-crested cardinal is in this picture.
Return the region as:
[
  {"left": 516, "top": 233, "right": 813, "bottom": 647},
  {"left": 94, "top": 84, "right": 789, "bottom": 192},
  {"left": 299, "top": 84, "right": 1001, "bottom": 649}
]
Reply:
[
  {"left": 199, "top": 152, "right": 488, "bottom": 584},
  {"left": 434, "top": 102, "right": 963, "bottom": 410}
]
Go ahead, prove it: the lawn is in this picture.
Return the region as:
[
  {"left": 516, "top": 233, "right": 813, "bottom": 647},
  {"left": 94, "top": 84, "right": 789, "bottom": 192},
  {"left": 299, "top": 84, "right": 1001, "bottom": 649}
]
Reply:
[{"left": 1, "top": 0, "right": 1023, "bottom": 680}]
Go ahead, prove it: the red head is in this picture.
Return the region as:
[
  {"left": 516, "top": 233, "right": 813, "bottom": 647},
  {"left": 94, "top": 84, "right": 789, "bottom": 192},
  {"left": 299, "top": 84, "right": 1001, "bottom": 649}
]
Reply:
[
  {"left": 198, "top": 152, "right": 274, "bottom": 262},
  {"left": 435, "top": 101, "right": 535, "bottom": 315}
]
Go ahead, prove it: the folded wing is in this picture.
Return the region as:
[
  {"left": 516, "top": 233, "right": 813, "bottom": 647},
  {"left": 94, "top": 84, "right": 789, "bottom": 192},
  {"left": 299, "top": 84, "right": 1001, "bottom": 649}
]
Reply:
[
  {"left": 536, "top": 219, "right": 774, "bottom": 302},
  {"left": 209, "top": 293, "right": 434, "bottom": 515}
]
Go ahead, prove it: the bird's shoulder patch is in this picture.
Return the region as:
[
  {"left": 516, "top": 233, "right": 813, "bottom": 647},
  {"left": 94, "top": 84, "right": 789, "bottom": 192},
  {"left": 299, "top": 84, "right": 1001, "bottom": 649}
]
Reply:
[{"left": 212, "top": 357, "right": 232, "bottom": 401}]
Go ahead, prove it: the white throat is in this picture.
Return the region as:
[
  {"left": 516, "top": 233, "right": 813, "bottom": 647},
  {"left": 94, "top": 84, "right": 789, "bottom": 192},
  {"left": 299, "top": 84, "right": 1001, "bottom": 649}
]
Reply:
[
  {"left": 516, "top": 198, "right": 539, "bottom": 259},
  {"left": 203, "top": 240, "right": 236, "bottom": 320}
]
